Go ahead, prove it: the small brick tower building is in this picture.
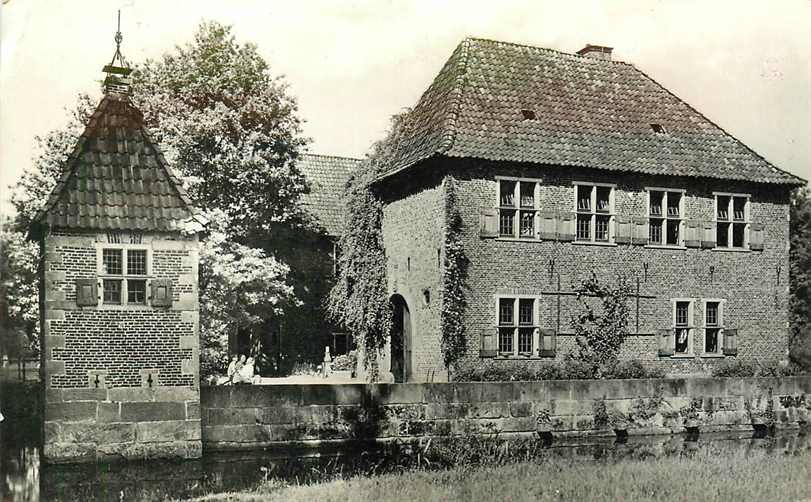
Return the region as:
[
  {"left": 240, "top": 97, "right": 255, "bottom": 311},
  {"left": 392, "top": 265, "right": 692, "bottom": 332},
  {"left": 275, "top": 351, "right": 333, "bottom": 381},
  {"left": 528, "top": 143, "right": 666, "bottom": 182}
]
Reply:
[{"left": 32, "top": 39, "right": 205, "bottom": 462}]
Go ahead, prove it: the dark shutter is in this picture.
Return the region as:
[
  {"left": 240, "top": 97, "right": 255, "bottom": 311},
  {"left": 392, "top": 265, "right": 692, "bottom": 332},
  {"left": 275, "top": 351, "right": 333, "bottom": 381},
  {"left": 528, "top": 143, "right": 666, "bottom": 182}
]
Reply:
[
  {"left": 632, "top": 217, "right": 648, "bottom": 245},
  {"left": 684, "top": 219, "right": 701, "bottom": 248},
  {"left": 657, "top": 328, "right": 674, "bottom": 357},
  {"left": 615, "top": 217, "right": 632, "bottom": 244},
  {"left": 75, "top": 278, "right": 98, "bottom": 306},
  {"left": 479, "top": 208, "right": 498, "bottom": 238},
  {"left": 539, "top": 328, "right": 556, "bottom": 357},
  {"left": 749, "top": 223, "right": 764, "bottom": 251},
  {"left": 150, "top": 279, "right": 173, "bottom": 307},
  {"left": 701, "top": 221, "right": 716, "bottom": 249},
  {"left": 557, "top": 212, "right": 575, "bottom": 242},
  {"left": 538, "top": 211, "right": 557, "bottom": 241},
  {"left": 481, "top": 328, "right": 498, "bottom": 358},
  {"left": 723, "top": 329, "right": 738, "bottom": 356}
]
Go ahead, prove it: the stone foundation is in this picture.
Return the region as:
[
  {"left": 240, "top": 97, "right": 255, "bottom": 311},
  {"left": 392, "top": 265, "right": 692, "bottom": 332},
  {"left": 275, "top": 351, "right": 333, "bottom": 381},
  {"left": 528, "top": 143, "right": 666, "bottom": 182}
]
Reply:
[{"left": 201, "top": 377, "right": 811, "bottom": 450}]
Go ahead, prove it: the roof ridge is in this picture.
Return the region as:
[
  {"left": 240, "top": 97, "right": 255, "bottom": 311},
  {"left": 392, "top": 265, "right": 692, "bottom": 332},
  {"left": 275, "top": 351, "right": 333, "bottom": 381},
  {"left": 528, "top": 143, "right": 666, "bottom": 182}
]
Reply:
[
  {"left": 301, "top": 153, "right": 363, "bottom": 162},
  {"left": 464, "top": 36, "right": 633, "bottom": 67},
  {"left": 628, "top": 62, "right": 807, "bottom": 185}
]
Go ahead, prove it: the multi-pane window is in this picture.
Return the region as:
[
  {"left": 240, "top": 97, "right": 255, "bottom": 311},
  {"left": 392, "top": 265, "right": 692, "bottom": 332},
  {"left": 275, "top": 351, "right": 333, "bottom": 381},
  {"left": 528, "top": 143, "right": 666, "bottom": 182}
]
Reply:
[
  {"left": 574, "top": 183, "right": 614, "bottom": 242},
  {"left": 716, "top": 194, "right": 749, "bottom": 249},
  {"left": 704, "top": 301, "right": 723, "bottom": 354},
  {"left": 100, "top": 247, "right": 149, "bottom": 305},
  {"left": 497, "top": 297, "right": 540, "bottom": 356},
  {"left": 498, "top": 178, "right": 538, "bottom": 238},
  {"left": 674, "top": 301, "right": 692, "bottom": 355},
  {"left": 648, "top": 189, "right": 683, "bottom": 246}
]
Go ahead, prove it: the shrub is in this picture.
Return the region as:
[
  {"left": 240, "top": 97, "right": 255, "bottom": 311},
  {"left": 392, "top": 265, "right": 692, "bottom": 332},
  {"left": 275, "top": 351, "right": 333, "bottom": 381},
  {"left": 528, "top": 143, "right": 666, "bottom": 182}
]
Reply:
[
  {"left": 291, "top": 361, "right": 319, "bottom": 376},
  {"left": 332, "top": 350, "right": 357, "bottom": 372},
  {"left": 711, "top": 359, "right": 757, "bottom": 377},
  {"left": 603, "top": 360, "right": 665, "bottom": 379}
]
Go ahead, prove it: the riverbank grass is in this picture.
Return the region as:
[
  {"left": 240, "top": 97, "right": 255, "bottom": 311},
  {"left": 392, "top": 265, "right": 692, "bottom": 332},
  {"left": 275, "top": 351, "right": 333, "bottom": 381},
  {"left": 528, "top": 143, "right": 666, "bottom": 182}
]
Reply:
[{"left": 193, "top": 445, "right": 810, "bottom": 502}]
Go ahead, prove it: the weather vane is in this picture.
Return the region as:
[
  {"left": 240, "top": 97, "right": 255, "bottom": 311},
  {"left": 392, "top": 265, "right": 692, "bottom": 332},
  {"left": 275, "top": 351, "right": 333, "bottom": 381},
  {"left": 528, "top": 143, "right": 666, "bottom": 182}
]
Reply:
[{"left": 109, "top": 10, "right": 127, "bottom": 68}]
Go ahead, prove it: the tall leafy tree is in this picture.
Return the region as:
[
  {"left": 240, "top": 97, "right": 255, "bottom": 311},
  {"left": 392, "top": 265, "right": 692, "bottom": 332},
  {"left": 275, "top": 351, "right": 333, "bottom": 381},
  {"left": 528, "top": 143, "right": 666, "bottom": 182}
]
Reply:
[
  {"left": 0, "top": 228, "right": 39, "bottom": 357},
  {"left": 790, "top": 186, "right": 811, "bottom": 367},
  {"left": 9, "top": 22, "right": 309, "bottom": 374}
]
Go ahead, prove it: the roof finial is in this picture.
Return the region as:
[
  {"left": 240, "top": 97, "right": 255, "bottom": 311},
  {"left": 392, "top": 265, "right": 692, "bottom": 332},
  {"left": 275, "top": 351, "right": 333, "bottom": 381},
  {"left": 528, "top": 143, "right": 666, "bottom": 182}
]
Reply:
[{"left": 103, "top": 10, "right": 132, "bottom": 96}]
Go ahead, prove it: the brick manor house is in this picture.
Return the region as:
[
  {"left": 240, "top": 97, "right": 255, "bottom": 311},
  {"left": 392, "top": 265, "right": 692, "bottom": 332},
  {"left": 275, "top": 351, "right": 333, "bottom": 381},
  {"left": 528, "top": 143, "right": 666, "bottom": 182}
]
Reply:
[{"left": 373, "top": 38, "right": 805, "bottom": 382}]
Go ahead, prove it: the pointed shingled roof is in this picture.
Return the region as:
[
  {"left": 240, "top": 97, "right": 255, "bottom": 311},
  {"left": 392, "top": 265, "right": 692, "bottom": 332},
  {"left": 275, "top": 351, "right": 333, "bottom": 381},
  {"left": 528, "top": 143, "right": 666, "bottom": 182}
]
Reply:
[
  {"left": 381, "top": 38, "right": 805, "bottom": 186},
  {"left": 34, "top": 93, "right": 203, "bottom": 233},
  {"left": 298, "top": 154, "right": 361, "bottom": 237}
]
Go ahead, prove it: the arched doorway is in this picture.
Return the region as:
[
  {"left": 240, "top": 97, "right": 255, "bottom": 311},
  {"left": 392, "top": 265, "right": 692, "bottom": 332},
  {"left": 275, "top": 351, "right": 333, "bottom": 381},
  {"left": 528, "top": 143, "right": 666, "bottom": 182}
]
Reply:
[{"left": 390, "top": 294, "right": 412, "bottom": 383}]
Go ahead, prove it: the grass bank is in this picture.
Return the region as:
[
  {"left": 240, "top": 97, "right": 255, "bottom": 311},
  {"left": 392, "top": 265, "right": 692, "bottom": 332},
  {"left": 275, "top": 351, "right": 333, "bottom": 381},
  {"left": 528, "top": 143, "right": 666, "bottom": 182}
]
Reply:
[{"left": 193, "top": 445, "right": 810, "bottom": 502}]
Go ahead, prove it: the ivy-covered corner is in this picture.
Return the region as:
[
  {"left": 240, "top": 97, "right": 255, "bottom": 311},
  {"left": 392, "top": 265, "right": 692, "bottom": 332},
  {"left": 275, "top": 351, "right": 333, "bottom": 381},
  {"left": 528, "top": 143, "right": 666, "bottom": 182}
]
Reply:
[{"left": 441, "top": 175, "right": 469, "bottom": 376}]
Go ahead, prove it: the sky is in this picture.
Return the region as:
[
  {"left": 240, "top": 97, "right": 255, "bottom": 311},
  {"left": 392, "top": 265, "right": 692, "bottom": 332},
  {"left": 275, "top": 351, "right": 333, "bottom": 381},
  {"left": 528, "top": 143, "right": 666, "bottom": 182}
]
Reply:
[{"left": 1, "top": 0, "right": 809, "bottom": 215}]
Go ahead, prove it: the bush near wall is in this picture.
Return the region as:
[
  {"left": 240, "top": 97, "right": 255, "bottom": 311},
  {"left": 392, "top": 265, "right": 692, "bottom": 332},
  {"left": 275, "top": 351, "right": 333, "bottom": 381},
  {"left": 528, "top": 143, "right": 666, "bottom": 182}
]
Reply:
[{"left": 454, "top": 358, "right": 665, "bottom": 382}]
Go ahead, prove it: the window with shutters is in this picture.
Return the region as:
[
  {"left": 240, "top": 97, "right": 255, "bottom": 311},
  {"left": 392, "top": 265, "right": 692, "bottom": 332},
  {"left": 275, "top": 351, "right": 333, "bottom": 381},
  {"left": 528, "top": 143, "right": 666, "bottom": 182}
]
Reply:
[
  {"left": 703, "top": 300, "right": 724, "bottom": 355},
  {"left": 98, "top": 246, "right": 151, "bottom": 306},
  {"left": 497, "top": 296, "right": 541, "bottom": 356},
  {"left": 647, "top": 188, "right": 684, "bottom": 246},
  {"left": 715, "top": 193, "right": 750, "bottom": 249},
  {"left": 672, "top": 299, "right": 694, "bottom": 356},
  {"left": 573, "top": 182, "right": 615, "bottom": 243},
  {"left": 497, "top": 177, "right": 540, "bottom": 239}
]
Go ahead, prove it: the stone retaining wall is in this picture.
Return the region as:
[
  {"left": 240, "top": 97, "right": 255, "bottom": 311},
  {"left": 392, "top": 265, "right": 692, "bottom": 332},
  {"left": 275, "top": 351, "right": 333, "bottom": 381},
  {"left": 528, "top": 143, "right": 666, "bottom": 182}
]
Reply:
[{"left": 201, "top": 376, "right": 811, "bottom": 450}]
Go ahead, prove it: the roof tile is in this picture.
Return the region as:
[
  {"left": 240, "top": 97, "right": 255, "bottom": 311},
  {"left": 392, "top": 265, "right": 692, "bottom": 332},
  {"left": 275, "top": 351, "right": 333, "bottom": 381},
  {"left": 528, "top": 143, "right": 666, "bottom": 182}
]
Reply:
[
  {"left": 298, "top": 154, "right": 361, "bottom": 237},
  {"left": 382, "top": 38, "right": 804, "bottom": 186}
]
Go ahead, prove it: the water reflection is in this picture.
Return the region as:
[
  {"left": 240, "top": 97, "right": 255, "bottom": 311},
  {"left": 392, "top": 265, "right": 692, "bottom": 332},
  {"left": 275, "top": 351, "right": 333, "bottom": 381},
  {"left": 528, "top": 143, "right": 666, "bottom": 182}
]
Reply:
[{"left": 2, "top": 431, "right": 810, "bottom": 501}]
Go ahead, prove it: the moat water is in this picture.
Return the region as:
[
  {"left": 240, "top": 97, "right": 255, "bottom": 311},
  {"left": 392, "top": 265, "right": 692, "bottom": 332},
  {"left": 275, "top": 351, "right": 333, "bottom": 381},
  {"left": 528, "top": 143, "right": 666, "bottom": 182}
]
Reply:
[{"left": 3, "top": 420, "right": 811, "bottom": 501}]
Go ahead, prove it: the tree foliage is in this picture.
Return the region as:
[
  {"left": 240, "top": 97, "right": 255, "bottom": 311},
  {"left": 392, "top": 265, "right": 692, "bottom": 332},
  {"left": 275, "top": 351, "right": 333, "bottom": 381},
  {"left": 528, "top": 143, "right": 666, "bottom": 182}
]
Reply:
[
  {"left": 132, "top": 21, "right": 311, "bottom": 238},
  {"left": 0, "top": 229, "right": 40, "bottom": 357},
  {"left": 790, "top": 186, "right": 811, "bottom": 367},
  {"left": 570, "top": 273, "right": 633, "bottom": 372},
  {"left": 440, "top": 175, "right": 468, "bottom": 371},
  {"left": 198, "top": 210, "right": 296, "bottom": 379},
  {"left": 327, "top": 113, "right": 412, "bottom": 380}
]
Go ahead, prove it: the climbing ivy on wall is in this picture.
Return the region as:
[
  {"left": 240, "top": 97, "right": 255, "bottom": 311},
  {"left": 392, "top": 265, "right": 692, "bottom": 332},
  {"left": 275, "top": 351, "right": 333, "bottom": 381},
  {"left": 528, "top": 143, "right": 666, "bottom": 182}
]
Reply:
[
  {"left": 440, "top": 176, "right": 468, "bottom": 372},
  {"left": 327, "top": 113, "right": 411, "bottom": 381}
]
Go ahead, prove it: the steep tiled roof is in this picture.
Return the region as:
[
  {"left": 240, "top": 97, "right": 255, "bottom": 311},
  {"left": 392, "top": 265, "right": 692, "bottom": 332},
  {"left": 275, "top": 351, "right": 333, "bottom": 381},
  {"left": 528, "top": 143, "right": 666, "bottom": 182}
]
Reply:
[
  {"left": 382, "top": 38, "right": 805, "bottom": 186},
  {"left": 35, "top": 94, "right": 202, "bottom": 232},
  {"left": 299, "top": 154, "right": 361, "bottom": 236}
]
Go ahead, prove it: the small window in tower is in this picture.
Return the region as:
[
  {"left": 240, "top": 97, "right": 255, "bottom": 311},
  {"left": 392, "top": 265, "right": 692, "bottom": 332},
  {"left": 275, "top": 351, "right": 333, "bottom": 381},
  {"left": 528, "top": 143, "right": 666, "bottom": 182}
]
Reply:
[
  {"left": 521, "top": 109, "right": 537, "bottom": 120},
  {"left": 650, "top": 123, "right": 666, "bottom": 134}
]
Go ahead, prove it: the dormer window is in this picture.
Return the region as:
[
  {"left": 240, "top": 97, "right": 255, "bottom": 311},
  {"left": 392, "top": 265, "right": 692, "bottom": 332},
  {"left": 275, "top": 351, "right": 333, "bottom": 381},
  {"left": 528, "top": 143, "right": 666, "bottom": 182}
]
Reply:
[
  {"left": 521, "top": 109, "right": 537, "bottom": 120},
  {"left": 651, "top": 123, "right": 666, "bottom": 134}
]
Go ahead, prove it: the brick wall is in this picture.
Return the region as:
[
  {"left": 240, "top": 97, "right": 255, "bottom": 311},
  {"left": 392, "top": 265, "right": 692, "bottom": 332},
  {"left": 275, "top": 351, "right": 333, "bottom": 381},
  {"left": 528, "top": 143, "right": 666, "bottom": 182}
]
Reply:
[
  {"left": 41, "top": 230, "right": 202, "bottom": 463},
  {"left": 379, "top": 160, "right": 792, "bottom": 380},
  {"left": 381, "top": 170, "right": 447, "bottom": 382},
  {"left": 199, "top": 376, "right": 811, "bottom": 449}
]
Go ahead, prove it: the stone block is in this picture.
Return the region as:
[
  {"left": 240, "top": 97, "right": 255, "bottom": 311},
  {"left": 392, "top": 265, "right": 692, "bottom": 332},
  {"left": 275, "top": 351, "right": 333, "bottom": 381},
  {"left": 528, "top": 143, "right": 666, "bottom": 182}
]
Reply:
[
  {"left": 44, "top": 442, "right": 95, "bottom": 463},
  {"left": 453, "top": 383, "right": 482, "bottom": 402},
  {"left": 516, "top": 382, "right": 548, "bottom": 403},
  {"left": 384, "top": 404, "right": 427, "bottom": 421},
  {"left": 331, "top": 385, "right": 365, "bottom": 405},
  {"left": 108, "top": 388, "right": 154, "bottom": 402},
  {"left": 46, "top": 389, "right": 63, "bottom": 403},
  {"left": 44, "top": 422, "right": 61, "bottom": 443},
  {"left": 201, "top": 386, "right": 230, "bottom": 409},
  {"left": 497, "top": 417, "right": 536, "bottom": 432},
  {"left": 203, "top": 425, "right": 271, "bottom": 444},
  {"left": 136, "top": 420, "right": 189, "bottom": 442},
  {"left": 258, "top": 406, "right": 297, "bottom": 425},
  {"left": 121, "top": 402, "right": 186, "bottom": 422},
  {"left": 687, "top": 377, "right": 725, "bottom": 397},
  {"left": 62, "top": 388, "right": 108, "bottom": 402},
  {"left": 58, "top": 422, "right": 98, "bottom": 443},
  {"left": 45, "top": 401, "right": 97, "bottom": 422},
  {"left": 662, "top": 379, "right": 688, "bottom": 398},
  {"left": 546, "top": 380, "right": 573, "bottom": 400},
  {"left": 45, "top": 309, "right": 65, "bottom": 320},
  {"left": 296, "top": 405, "right": 336, "bottom": 425},
  {"left": 425, "top": 403, "right": 466, "bottom": 420},
  {"left": 185, "top": 420, "right": 202, "bottom": 441},
  {"left": 206, "top": 407, "right": 258, "bottom": 425},
  {"left": 510, "top": 401, "right": 533, "bottom": 417},
  {"left": 179, "top": 336, "right": 197, "bottom": 349},
  {"left": 97, "top": 423, "right": 136, "bottom": 444},
  {"left": 187, "top": 401, "right": 200, "bottom": 420},
  {"left": 45, "top": 360, "right": 66, "bottom": 374},
  {"left": 468, "top": 402, "right": 509, "bottom": 419},
  {"left": 369, "top": 383, "right": 424, "bottom": 404},
  {"left": 153, "top": 387, "right": 199, "bottom": 403},
  {"left": 97, "top": 402, "right": 121, "bottom": 423},
  {"left": 117, "top": 440, "right": 202, "bottom": 461},
  {"left": 423, "top": 383, "right": 457, "bottom": 403},
  {"left": 231, "top": 385, "right": 300, "bottom": 407}
]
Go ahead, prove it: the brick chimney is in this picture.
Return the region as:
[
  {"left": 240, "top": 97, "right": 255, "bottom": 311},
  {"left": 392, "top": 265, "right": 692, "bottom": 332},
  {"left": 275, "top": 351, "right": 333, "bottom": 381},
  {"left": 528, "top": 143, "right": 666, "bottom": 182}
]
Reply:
[{"left": 577, "top": 44, "right": 613, "bottom": 61}]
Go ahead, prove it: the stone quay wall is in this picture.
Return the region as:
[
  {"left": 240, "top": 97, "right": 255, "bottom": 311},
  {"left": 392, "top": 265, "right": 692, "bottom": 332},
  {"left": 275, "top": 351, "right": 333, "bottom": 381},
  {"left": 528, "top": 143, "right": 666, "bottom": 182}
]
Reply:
[{"left": 200, "top": 376, "right": 811, "bottom": 450}]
